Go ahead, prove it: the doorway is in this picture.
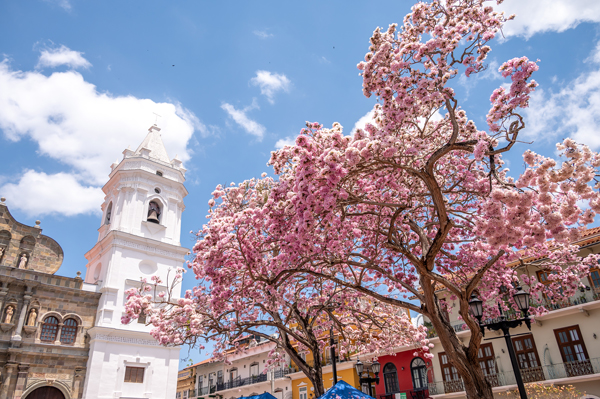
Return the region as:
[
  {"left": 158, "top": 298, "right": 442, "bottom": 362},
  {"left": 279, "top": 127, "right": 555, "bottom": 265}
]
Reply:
[{"left": 25, "top": 386, "right": 65, "bottom": 399}]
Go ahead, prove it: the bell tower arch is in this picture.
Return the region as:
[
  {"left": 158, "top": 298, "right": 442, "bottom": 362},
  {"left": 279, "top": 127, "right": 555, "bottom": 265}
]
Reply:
[{"left": 82, "top": 125, "right": 187, "bottom": 399}]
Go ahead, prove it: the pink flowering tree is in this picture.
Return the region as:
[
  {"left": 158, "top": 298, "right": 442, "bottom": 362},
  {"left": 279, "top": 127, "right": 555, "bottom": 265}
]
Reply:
[
  {"left": 265, "top": 1, "right": 600, "bottom": 398},
  {"left": 123, "top": 178, "right": 431, "bottom": 398}
]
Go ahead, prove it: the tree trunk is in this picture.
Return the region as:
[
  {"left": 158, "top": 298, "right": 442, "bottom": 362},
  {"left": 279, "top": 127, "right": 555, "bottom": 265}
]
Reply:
[{"left": 422, "top": 283, "right": 494, "bottom": 399}]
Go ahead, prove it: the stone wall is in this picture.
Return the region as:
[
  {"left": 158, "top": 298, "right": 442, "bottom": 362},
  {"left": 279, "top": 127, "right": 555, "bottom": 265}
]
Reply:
[
  {"left": 0, "top": 201, "right": 101, "bottom": 399},
  {"left": 0, "top": 201, "right": 63, "bottom": 275}
]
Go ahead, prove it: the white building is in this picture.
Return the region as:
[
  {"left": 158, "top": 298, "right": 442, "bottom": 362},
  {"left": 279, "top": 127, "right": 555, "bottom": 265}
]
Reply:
[
  {"left": 81, "top": 125, "right": 189, "bottom": 399},
  {"left": 192, "top": 336, "right": 292, "bottom": 399}
]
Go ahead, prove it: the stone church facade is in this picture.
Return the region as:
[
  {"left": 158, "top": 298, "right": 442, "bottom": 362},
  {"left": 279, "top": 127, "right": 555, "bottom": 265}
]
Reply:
[
  {"left": 0, "top": 197, "right": 101, "bottom": 399},
  {"left": 0, "top": 124, "right": 186, "bottom": 399}
]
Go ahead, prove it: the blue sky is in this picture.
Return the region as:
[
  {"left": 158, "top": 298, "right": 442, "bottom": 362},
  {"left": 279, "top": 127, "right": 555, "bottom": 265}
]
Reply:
[{"left": 2, "top": 0, "right": 600, "bottom": 366}]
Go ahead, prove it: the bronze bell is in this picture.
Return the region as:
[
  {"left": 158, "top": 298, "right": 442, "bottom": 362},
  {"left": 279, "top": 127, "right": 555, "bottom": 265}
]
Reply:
[{"left": 147, "top": 210, "right": 160, "bottom": 224}]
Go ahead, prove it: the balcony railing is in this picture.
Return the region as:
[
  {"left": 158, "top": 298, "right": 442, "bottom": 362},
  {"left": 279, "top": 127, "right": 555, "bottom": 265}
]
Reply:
[
  {"left": 213, "top": 368, "right": 290, "bottom": 392},
  {"left": 427, "top": 358, "right": 600, "bottom": 395},
  {"left": 425, "top": 320, "right": 469, "bottom": 338}
]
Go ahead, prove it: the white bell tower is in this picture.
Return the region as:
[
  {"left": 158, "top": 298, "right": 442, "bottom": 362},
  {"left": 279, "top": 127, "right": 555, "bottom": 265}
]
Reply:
[{"left": 82, "top": 125, "right": 188, "bottom": 399}]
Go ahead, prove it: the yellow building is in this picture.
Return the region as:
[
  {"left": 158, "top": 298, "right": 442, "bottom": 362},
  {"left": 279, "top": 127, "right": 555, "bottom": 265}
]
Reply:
[
  {"left": 290, "top": 361, "right": 363, "bottom": 399},
  {"left": 177, "top": 363, "right": 198, "bottom": 399}
]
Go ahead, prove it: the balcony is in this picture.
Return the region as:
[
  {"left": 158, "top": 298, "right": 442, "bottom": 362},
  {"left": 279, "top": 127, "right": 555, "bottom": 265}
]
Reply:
[
  {"left": 425, "top": 320, "right": 469, "bottom": 339},
  {"left": 426, "top": 358, "right": 600, "bottom": 396},
  {"left": 214, "top": 368, "right": 291, "bottom": 392}
]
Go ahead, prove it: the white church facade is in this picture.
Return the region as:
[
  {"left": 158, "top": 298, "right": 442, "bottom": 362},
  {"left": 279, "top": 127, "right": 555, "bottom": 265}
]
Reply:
[{"left": 81, "top": 125, "right": 188, "bottom": 399}]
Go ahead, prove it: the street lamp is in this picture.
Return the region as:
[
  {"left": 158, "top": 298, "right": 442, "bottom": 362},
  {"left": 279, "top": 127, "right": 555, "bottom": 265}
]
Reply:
[
  {"left": 355, "top": 359, "right": 380, "bottom": 398},
  {"left": 327, "top": 298, "right": 342, "bottom": 386},
  {"left": 469, "top": 287, "right": 532, "bottom": 399}
]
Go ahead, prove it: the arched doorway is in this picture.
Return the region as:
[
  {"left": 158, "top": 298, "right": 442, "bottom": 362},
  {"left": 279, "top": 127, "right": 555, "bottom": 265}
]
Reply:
[
  {"left": 410, "top": 357, "right": 427, "bottom": 392},
  {"left": 24, "top": 386, "right": 65, "bottom": 399},
  {"left": 382, "top": 362, "right": 399, "bottom": 394}
]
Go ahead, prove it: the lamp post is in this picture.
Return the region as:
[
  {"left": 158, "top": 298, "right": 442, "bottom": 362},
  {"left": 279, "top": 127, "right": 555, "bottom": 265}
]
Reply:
[
  {"left": 330, "top": 327, "right": 338, "bottom": 386},
  {"left": 354, "top": 359, "right": 380, "bottom": 398},
  {"left": 468, "top": 286, "right": 532, "bottom": 399}
]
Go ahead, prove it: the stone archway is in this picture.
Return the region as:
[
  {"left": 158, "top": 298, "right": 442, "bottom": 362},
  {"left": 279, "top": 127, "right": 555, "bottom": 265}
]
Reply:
[{"left": 23, "top": 386, "right": 65, "bottom": 399}]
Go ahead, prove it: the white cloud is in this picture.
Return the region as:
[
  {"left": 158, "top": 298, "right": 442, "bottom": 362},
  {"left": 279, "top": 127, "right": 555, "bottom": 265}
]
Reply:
[
  {"left": 44, "top": 0, "right": 72, "bottom": 11},
  {"left": 497, "top": 0, "right": 600, "bottom": 39},
  {"left": 352, "top": 109, "right": 376, "bottom": 135},
  {"left": 1, "top": 171, "right": 103, "bottom": 217},
  {"left": 0, "top": 54, "right": 204, "bottom": 216},
  {"left": 37, "top": 45, "right": 91, "bottom": 69},
  {"left": 250, "top": 71, "right": 291, "bottom": 104},
  {"left": 221, "top": 100, "right": 266, "bottom": 140},
  {"left": 522, "top": 42, "right": 600, "bottom": 149},
  {"left": 253, "top": 30, "right": 273, "bottom": 39},
  {"left": 275, "top": 136, "right": 296, "bottom": 149}
]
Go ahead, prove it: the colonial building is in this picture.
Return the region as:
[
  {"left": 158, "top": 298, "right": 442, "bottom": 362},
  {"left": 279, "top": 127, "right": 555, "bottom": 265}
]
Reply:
[
  {"left": 81, "top": 125, "right": 188, "bottom": 399},
  {"left": 177, "top": 364, "right": 198, "bottom": 399},
  {"left": 184, "top": 336, "right": 294, "bottom": 399},
  {"left": 0, "top": 197, "right": 101, "bottom": 399},
  {"left": 370, "top": 227, "right": 600, "bottom": 399}
]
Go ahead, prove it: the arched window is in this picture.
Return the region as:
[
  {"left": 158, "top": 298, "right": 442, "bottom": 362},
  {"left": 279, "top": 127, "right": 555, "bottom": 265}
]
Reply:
[
  {"left": 410, "top": 357, "right": 427, "bottom": 391},
  {"left": 60, "top": 318, "right": 78, "bottom": 344},
  {"left": 105, "top": 202, "right": 113, "bottom": 225},
  {"left": 40, "top": 316, "right": 59, "bottom": 342},
  {"left": 383, "top": 363, "right": 399, "bottom": 394},
  {"left": 147, "top": 201, "right": 162, "bottom": 224}
]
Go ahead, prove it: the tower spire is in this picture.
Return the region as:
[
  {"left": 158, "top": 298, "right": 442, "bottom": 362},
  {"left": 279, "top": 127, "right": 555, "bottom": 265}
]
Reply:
[{"left": 134, "top": 124, "right": 171, "bottom": 163}]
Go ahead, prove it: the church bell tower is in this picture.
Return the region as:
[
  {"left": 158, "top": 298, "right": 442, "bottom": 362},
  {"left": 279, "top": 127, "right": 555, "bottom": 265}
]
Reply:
[{"left": 82, "top": 125, "right": 188, "bottom": 399}]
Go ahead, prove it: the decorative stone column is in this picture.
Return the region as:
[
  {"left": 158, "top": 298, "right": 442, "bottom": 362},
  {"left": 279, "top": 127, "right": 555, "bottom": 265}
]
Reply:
[
  {"left": 0, "top": 363, "right": 17, "bottom": 399},
  {"left": 14, "top": 364, "right": 30, "bottom": 398},
  {"left": 54, "top": 323, "right": 63, "bottom": 345},
  {"left": 72, "top": 367, "right": 86, "bottom": 399},
  {"left": 0, "top": 282, "right": 8, "bottom": 314},
  {"left": 11, "top": 292, "right": 31, "bottom": 341}
]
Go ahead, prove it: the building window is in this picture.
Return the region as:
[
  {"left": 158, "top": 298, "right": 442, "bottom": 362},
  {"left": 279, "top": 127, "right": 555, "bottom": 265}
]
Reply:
[
  {"left": 60, "top": 318, "right": 78, "bottom": 344},
  {"left": 438, "top": 353, "right": 462, "bottom": 393},
  {"left": 217, "top": 370, "right": 223, "bottom": 385},
  {"left": 138, "top": 312, "right": 147, "bottom": 324},
  {"left": 383, "top": 362, "right": 399, "bottom": 394},
  {"left": 40, "top": 316, "right": 59, "bottom": 342},
  {"left": 589, "top": 268, "right": 600, "bottom": 292},
  {"left": 250, "top": 362, "right": 259, "bottom": 377},
  {"left": 299, "top": 387, "right": 307, "bottom": 399},
  {"left": 512, "top": 334, "right": 544, "bottom": 382},
  {"left": 229, "top": 368, "right": 237, "bottom": 382},
  {"left": 105, "top": 202, "right": 113, "bottom": 225},
  {"left": 554, "top": 325, "right": 594, "bottom": 377},
  {"left": 410, "top": 357, "right": 428, "bottom": 391},
  {"left": 477, "top": 344, "right": 498, "bottom": 387},
  {"left": 124, "top": 366, "right": 145, "bottom": 383}
]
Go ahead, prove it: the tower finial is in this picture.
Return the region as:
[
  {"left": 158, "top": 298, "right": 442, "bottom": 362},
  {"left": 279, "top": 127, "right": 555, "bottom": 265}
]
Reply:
[{"left": 152, "top": 112, "right": 162, "bottom": 125}]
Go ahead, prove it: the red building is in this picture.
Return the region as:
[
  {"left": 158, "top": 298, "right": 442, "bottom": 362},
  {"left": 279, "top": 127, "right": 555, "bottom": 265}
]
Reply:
[{"left": 374, "top": 349, "right": 433, "bottom": 399}]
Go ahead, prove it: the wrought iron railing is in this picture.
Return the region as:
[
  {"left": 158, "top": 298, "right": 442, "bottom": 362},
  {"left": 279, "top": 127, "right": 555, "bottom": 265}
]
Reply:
[
  {"left": 425, "top": 320, "right": 469, "bottom": 338},
  {"left": 214, "top": 368, "right": 290, "bottom": 392},
  {"left": 427, "top": 358, "right": 600, "bottom": 395}
]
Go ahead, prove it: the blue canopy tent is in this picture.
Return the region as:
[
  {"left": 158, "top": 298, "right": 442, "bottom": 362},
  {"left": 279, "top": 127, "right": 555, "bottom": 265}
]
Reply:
[
  {"left": 237, "top": 393, "right": 278, "bottom": 399},
  {"left": 319, "top": 381, "right": 373, "bottom": 399}
]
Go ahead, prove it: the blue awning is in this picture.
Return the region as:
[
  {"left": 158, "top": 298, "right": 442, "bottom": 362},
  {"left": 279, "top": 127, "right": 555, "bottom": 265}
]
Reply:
[
  {"left": 237, "top": 392, "right": 279, "bottom": 399},
  {"left": 319, "top": 381, "right": 373, "bottom": 399}
]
